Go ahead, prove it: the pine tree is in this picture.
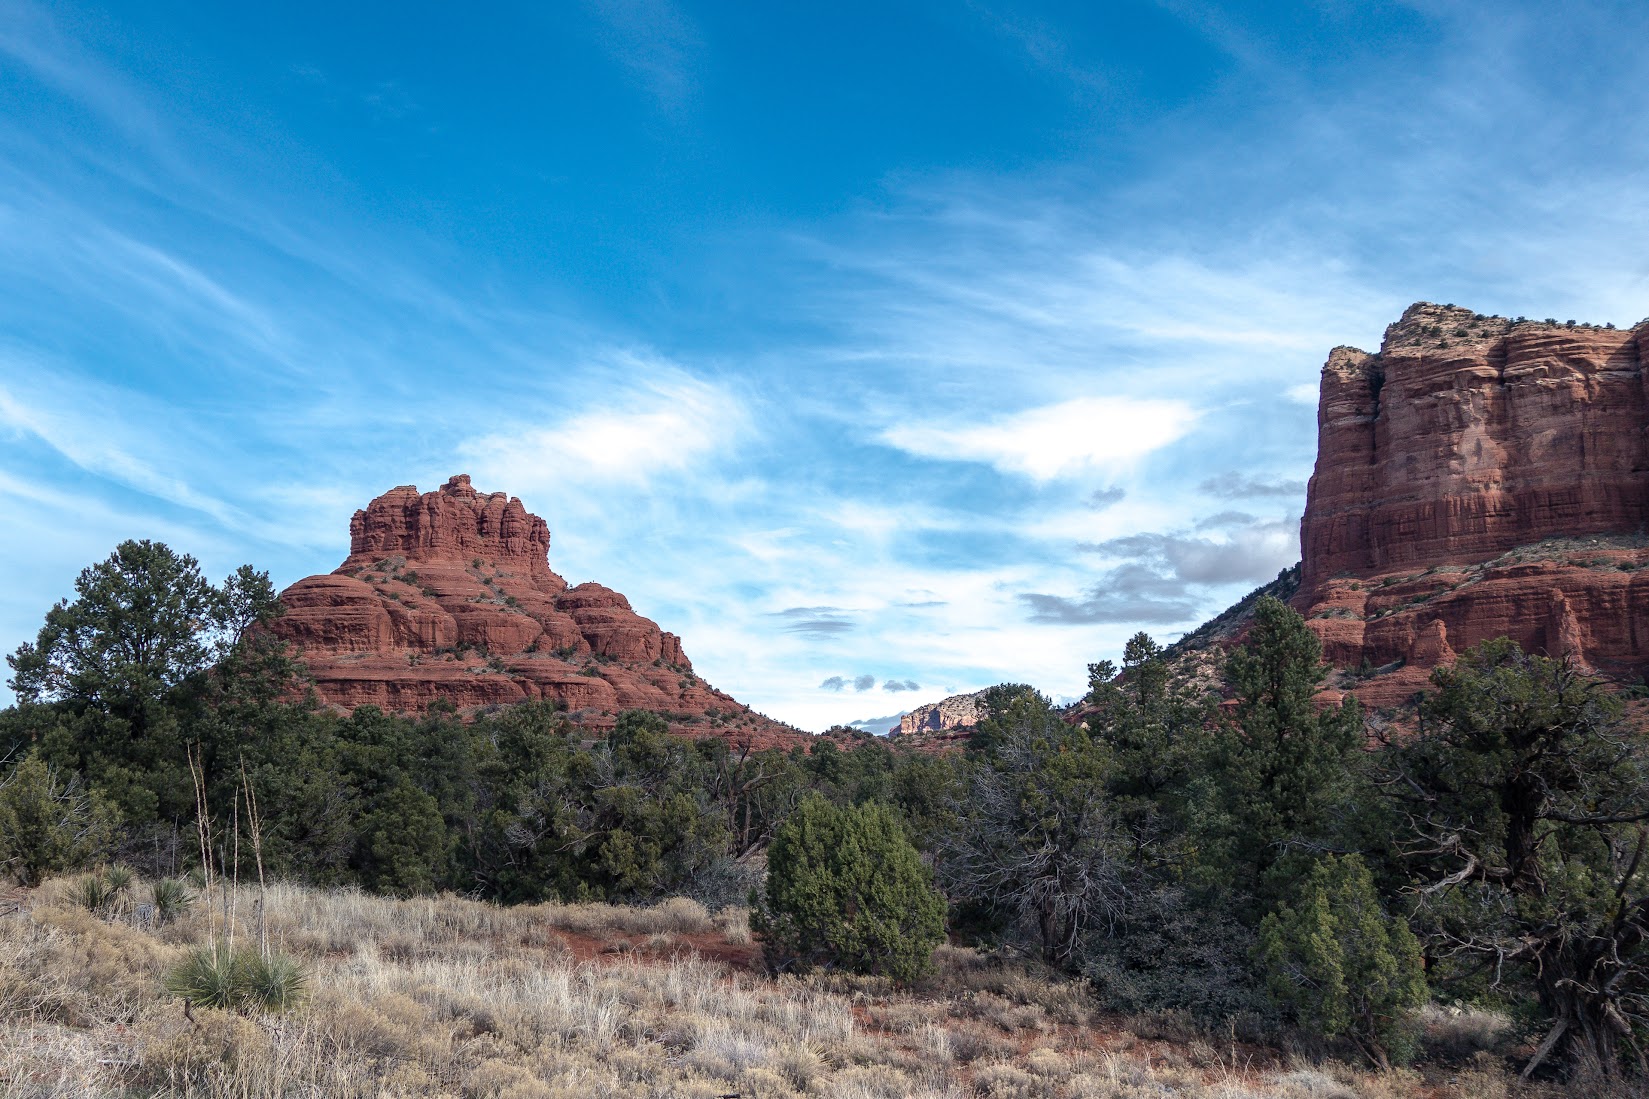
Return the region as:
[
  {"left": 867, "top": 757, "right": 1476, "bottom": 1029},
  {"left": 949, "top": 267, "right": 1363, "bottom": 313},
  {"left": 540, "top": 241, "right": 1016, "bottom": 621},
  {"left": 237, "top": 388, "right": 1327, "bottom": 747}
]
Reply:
[{"left": 1208, "top": 597, "right": 1362, "bottom": 909}]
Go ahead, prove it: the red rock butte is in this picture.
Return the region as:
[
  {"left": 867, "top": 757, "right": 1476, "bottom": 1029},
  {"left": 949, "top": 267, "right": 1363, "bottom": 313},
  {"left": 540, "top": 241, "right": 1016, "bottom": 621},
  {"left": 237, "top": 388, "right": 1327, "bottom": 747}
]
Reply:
[
  {"left": 1292, "top": 303, "right": 1649, "bottom": 707},
  {"left": 273, "top": 475, "right": 805, "bottom": 746}
]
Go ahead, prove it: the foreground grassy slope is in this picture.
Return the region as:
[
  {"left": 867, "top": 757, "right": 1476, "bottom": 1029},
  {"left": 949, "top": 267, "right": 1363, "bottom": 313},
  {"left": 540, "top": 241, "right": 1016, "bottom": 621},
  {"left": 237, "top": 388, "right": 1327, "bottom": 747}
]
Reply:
[{"left": 2, "top": 877, "right": 1545, "bottom": 1098}]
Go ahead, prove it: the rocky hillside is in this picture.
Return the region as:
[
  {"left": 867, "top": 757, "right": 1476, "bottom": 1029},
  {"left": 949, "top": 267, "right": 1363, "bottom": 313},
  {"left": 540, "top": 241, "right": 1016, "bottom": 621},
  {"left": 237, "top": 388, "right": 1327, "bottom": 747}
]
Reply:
[
  {"left": 1293, "top": 304, "right": 1649, "bottom": 706},
  {"left": 273, "top": 475, "right": 804, "bottom": 744}
]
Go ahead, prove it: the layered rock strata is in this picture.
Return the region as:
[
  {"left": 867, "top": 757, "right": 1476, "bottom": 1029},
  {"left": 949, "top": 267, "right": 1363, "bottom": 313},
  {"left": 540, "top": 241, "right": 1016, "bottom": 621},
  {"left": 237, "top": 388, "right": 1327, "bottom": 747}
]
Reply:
[
  {"left": 274, "top": 475, "right": 803, "bottom": 745},
  {"left": 896, "top": 690, "right": 987, "bottom": 737},
  {"left": 1293, "top": 304, "right": 1649, "bottom": 707}
]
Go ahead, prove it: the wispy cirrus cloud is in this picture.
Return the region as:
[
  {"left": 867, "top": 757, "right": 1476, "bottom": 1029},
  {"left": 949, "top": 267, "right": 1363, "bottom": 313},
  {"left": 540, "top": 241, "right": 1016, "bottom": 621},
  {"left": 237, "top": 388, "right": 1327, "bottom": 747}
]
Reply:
[
  {"left": 0, "top": 377, "right": 252, "bottom": 530},
  {"left": 580, "top": 0, "right": 701, "bottom": 112}
]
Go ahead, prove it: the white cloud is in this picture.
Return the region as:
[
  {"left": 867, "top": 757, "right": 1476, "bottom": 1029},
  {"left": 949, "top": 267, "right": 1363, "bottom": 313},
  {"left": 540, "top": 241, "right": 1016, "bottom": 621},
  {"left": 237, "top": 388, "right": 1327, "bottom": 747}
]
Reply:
[
  {"left": 882, "top": 396, "right": 1199, "bottom": 480},
  {"left": 460, "top": 370, "right": 747, "bottom": 490}
]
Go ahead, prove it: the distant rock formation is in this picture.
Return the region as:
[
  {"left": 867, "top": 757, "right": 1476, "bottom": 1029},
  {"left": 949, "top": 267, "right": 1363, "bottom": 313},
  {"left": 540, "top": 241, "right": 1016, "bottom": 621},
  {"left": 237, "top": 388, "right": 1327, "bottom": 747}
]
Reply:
[
  {"left": 897, "top": 690, "right": 987, "bottom": 737},
  {"left": 273, "top": 475, "right": 804, "bottom": 745},
  {"left": 1292, "top": 304, "right": 1649, "bottom": 707}
]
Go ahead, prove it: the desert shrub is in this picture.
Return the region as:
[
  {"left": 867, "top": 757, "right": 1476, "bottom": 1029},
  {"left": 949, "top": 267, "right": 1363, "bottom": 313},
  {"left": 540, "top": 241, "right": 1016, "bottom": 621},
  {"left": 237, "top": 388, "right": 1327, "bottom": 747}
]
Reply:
[
  {"left": 536, "top": 895, "right": 712, "bottom": 937},
  {"left": 1417, "top": 1002, "right": 1514, "bottom": 1063},
  {"left": 714, "top": 905, "right": 751, "bottom": 944},
  {"left": 138, "top": 1008, "right": 275, "bottom": 1089},
  {"left": 683, "top": 854, "right": 765, "bottom": 911},
  {"left": 753, "top": 795, "right": 945, "bottom": 981},
  {"left": 939, "top": 688, "right": 1128, "bottom": 968},
  {"left": 1257, "top": 854, "right": 1426, "bottom": 1069},
  {"left": 0, "top": 752, "right": 115, "bottom": 885},
  {"left": 1083, "top": 885, "right": 1271, "bottom": 1024}
]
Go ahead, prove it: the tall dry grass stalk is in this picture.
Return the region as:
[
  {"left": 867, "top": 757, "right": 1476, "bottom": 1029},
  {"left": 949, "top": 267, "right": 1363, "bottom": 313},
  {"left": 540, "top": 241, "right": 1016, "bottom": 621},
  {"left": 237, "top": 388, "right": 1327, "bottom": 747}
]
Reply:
[{"left": 0, "top": 878, "right": 1542, "bottom": 1099}]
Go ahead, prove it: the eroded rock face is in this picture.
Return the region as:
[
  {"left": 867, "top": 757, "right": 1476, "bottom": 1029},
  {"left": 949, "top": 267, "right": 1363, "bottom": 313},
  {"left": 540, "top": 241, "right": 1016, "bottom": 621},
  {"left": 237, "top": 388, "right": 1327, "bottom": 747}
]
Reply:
[
  {"left": 274, "top": 475, "right": 804, "bottom": 745},
  {"left": 1294, "top": 306, "right": 1649, "bottom": 708},
  {"left": 897, "top": 690, "right": 986, "bottom": 737}
]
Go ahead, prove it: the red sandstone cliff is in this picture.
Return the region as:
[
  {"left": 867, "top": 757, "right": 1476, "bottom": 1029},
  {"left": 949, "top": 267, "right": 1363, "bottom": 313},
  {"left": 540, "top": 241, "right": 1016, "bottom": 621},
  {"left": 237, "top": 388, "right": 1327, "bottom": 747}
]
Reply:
[
  {"left": 1292, "top": 304, "right": 1649, "bottom": 707},
  {"left": 274, "top": 475, "right": 804, "bottom": 745}
]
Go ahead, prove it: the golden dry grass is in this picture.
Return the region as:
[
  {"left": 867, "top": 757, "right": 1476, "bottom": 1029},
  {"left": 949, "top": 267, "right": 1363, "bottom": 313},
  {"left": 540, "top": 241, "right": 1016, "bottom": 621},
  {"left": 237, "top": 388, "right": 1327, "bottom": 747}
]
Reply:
[{"left": 0, "top": 877, "right": 1557, "bottom": 1098}]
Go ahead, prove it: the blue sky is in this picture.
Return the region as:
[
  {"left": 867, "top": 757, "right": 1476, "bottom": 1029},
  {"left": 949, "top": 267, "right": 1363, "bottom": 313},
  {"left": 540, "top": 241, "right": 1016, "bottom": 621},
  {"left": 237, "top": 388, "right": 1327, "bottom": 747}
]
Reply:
[{"left": 2, "top": 1, "right": 1646, "bottom": 732}]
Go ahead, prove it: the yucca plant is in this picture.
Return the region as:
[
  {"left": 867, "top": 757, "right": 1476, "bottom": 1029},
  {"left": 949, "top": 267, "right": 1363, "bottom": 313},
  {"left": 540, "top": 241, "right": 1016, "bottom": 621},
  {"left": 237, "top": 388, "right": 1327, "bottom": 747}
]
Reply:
[
  {"left": 102, "top": 863, "right": 135, "bottom": 896},
  {"left": 239, "top": 950, "right": 308, "bottom": 1011},
  {"left": 151, "top": 878, "right": 194, "bottom": 925},
  {"left": 164, "top": 945, "right": 243, "bottom": 1011},
  {"left": 102, "top": 864, "right": 134, "bottom": 915},
  {"left": 71, "top": 873, "right": 113, "bottom": 913},
  {"left": 74, "top": 864, "right": 136, "bottom": 916},
  {"left": 164, "top": 944, "right": 309, "bottom": 1014}
]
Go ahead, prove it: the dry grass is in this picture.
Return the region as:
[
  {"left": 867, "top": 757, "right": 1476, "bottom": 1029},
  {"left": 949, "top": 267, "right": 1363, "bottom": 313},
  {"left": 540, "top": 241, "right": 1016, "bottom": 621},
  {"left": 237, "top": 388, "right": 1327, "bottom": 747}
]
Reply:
[{"left": 0, "top": 877, "right": 1564, "bottom": 1098}]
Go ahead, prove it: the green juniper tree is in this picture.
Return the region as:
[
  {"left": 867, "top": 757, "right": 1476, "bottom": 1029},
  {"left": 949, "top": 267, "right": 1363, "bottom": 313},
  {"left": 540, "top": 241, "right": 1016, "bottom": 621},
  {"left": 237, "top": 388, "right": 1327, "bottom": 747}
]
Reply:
[
  {"left": 754, "top": 794, "right": 945, "bottom": 981},
  {"left": 1258, "top": 854, "right": 1427, "bottom": 1069},
  {"left": 1378, "top": 640, "right": 1649, "bottom": 1080},
  {"left": 0, "top": 752, "right": 116, "bottom": 885},
  {"left": 358, "top": 777, "right": 450, "bottom": 896}
]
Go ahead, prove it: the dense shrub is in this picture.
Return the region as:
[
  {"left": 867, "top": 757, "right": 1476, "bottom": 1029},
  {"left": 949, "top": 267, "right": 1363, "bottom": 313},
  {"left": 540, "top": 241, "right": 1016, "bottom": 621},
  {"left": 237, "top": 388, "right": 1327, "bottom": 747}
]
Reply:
[
  {"left": 1083, "top": 885, "right": 1271, "bottom": 1022},
  {"left": 0, "top": 752, "right": 115, "bottom": 885},
  {"left": 753, "top": 795, "right": 945, "bottom": 981},
  {"left": 1258, "top": 854, "right": 1426, "bottom": 1068}
]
